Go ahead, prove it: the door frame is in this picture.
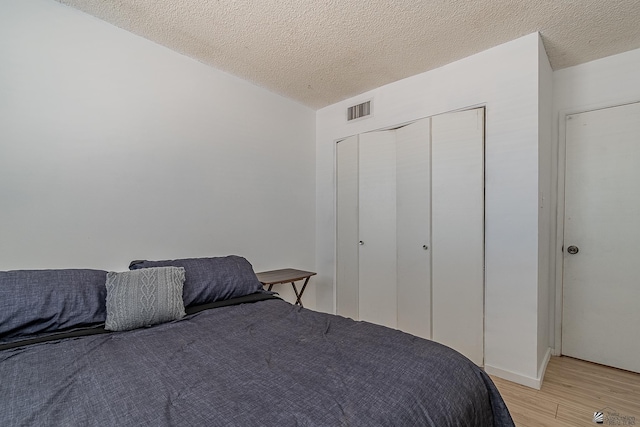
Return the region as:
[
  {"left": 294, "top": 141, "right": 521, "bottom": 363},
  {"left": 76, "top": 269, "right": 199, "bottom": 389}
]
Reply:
[{"left": 553, "top": 99, "right": 640, "bottom": 356}]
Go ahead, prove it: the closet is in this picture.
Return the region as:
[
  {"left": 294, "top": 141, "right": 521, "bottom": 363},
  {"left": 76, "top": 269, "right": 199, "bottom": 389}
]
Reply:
[{"left": 336, "top": 108, "right": 484, "bottom": 366}]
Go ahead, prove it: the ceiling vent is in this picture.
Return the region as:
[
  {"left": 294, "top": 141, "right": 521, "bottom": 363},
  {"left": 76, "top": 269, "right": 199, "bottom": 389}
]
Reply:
[{"left": 347, "top": 101, "right": 371, "bottom": 121}]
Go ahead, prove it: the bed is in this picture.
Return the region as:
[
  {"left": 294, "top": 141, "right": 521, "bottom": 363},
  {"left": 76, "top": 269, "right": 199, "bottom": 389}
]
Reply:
[{"left": 0, "top": 256, "right": 514, "bottom": 426}]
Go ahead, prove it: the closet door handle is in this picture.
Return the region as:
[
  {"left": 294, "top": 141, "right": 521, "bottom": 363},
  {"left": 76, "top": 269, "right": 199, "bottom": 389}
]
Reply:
[
  {"left": 423, "top": 245, "right": 428, "bottom": 250},
  {"left": 359, "top": 241, "right": 364, "bottom": 246}
]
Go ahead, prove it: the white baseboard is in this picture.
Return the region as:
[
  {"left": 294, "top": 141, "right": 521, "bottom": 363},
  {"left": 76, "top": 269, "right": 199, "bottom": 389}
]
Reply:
[
  {"left": 537, "top": 347, "right": 552, "bottom": 385},
  {"left": 485, "top": 347, "right": 552, "bottom": 390}
]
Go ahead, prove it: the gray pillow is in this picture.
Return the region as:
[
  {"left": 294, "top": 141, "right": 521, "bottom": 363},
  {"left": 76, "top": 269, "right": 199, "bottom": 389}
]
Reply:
[
  {"left": 129, "top": 255, "right": 266, "bottom": 307},
  {"left": 0, "top": 269, "right": 107, "bottom": 341},
  {"left": 105, "top": 267, "right": 186, "bottom": 332}
]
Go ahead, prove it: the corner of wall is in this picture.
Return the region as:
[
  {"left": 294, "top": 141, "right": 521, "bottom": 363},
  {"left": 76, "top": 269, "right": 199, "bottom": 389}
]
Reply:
[
  {"left": 537, "top": 31, "right": 555, "bottom": 370},
  {"left": 486, "top": 346, "right": 551, "bottom": 390}
]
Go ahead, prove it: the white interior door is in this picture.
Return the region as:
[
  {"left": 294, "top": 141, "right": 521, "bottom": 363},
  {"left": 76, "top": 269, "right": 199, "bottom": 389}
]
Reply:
[
  {"left": 431, "top": 108, "right": 484, "bottom": 366},
  {"left": 562, "top": 102, "right": 640, "bottom": 373},
  {"left": 336, "top": 135, "right": 359, "bottom": 320},
  {"left": 358, "top": 130, "right": 397, "bottom": 328},
  {"left": 396, "top": 118, "right": 431, "bottom": 339}
]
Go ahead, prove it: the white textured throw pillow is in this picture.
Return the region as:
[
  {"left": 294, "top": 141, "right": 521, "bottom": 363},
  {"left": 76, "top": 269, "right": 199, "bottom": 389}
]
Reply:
[{"left": 105, "top": 267, "right": 186, "bottom": 331}]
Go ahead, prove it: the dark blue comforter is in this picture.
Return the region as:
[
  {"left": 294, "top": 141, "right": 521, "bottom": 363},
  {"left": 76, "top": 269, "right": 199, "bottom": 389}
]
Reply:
[{"left": 0, "top": 298, "right": 513, "bottom": 426}]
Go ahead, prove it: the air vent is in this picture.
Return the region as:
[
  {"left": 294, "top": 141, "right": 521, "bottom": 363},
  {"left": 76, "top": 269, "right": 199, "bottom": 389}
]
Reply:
[{"left": 347, "top": 101, "right": 371, "bottom": 121}]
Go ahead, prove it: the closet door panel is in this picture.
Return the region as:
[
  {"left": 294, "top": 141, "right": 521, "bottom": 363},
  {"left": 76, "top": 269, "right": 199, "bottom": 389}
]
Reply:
[
  {"left": 431, "top": 108, "right": 484, "bottom": 366},
  {"left": 358, "top": 131, "right": 397, "bottom": 328},
  {"left": 336, "top": 135, "right": 359, "bottom": 319},
  {"left": 396, "top": 118, "right": 431, "bottom": 339}
]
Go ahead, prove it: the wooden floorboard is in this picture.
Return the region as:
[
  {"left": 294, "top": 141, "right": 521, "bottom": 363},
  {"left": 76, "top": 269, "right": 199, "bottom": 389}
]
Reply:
[{"left": 491, "top": 356, "right": 640, "bottom": 427}]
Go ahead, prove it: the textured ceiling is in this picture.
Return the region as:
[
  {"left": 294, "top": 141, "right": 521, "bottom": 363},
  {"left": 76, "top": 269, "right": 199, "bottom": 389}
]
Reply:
[{"left": 56, "top": 0, "right": 640, "bottom": 109}]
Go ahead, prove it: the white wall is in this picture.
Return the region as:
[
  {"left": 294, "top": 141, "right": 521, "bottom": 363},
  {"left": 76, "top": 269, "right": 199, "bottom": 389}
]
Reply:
[
  {"left": 316, "top": 33, "right": 549, "bottom": 387},
  {"left": 0, "top": 0, "right": 316, "bottom": 306},
  {"left": 551, "top": 47, "right": 640, "bottom": 353},
  {"left": 537, "top": 36, "right": 553, "bottom": 380}
]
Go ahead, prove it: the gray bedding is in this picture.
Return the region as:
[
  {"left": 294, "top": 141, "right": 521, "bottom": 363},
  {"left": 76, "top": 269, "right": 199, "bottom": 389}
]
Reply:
[{"left": 1, "top": 297, "right": 514, "bottom": 426}]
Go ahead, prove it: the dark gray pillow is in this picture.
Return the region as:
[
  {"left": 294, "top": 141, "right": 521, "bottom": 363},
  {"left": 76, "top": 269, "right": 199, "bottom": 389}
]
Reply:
[
  {"left": 0, "top": 269, "right": 108, "bottom": 341},
  {"left": 105, "top": 267, "right": 186, "bottom": 332},
  {"left": 129, "top": 255, "right": 265, "bottom": 307}
]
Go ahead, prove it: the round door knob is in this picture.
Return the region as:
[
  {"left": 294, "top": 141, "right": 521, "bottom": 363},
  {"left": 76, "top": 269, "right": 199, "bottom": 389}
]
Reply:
[
  {"left": 423, "top": 245, "right": 428, "bottom": 250},
  {"left": 567, "top": 245, "right": 579, "bottom": 255},
  {"left": 359, "top": 241, "right": 364, "bottom": 246}
]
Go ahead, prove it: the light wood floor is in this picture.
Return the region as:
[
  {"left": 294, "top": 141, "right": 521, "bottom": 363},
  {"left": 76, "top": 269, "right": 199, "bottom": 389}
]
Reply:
[{"left": 491, "top": 356, "right": 640, "bottom": 426}]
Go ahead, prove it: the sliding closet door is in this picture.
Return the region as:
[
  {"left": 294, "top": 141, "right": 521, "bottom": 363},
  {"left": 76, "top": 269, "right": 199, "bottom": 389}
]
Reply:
[
  {"left": 358, "top": 130, "right": 397, "bottom": 328},
  {"left": 431, "top": 108, "right": 484, "bottom": 366},
  {"left": 336, "top": 135, "right": 359, "bottom": 319},
  {"left": 396, "top": 118, "right": 431, "bottom": 339}
]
